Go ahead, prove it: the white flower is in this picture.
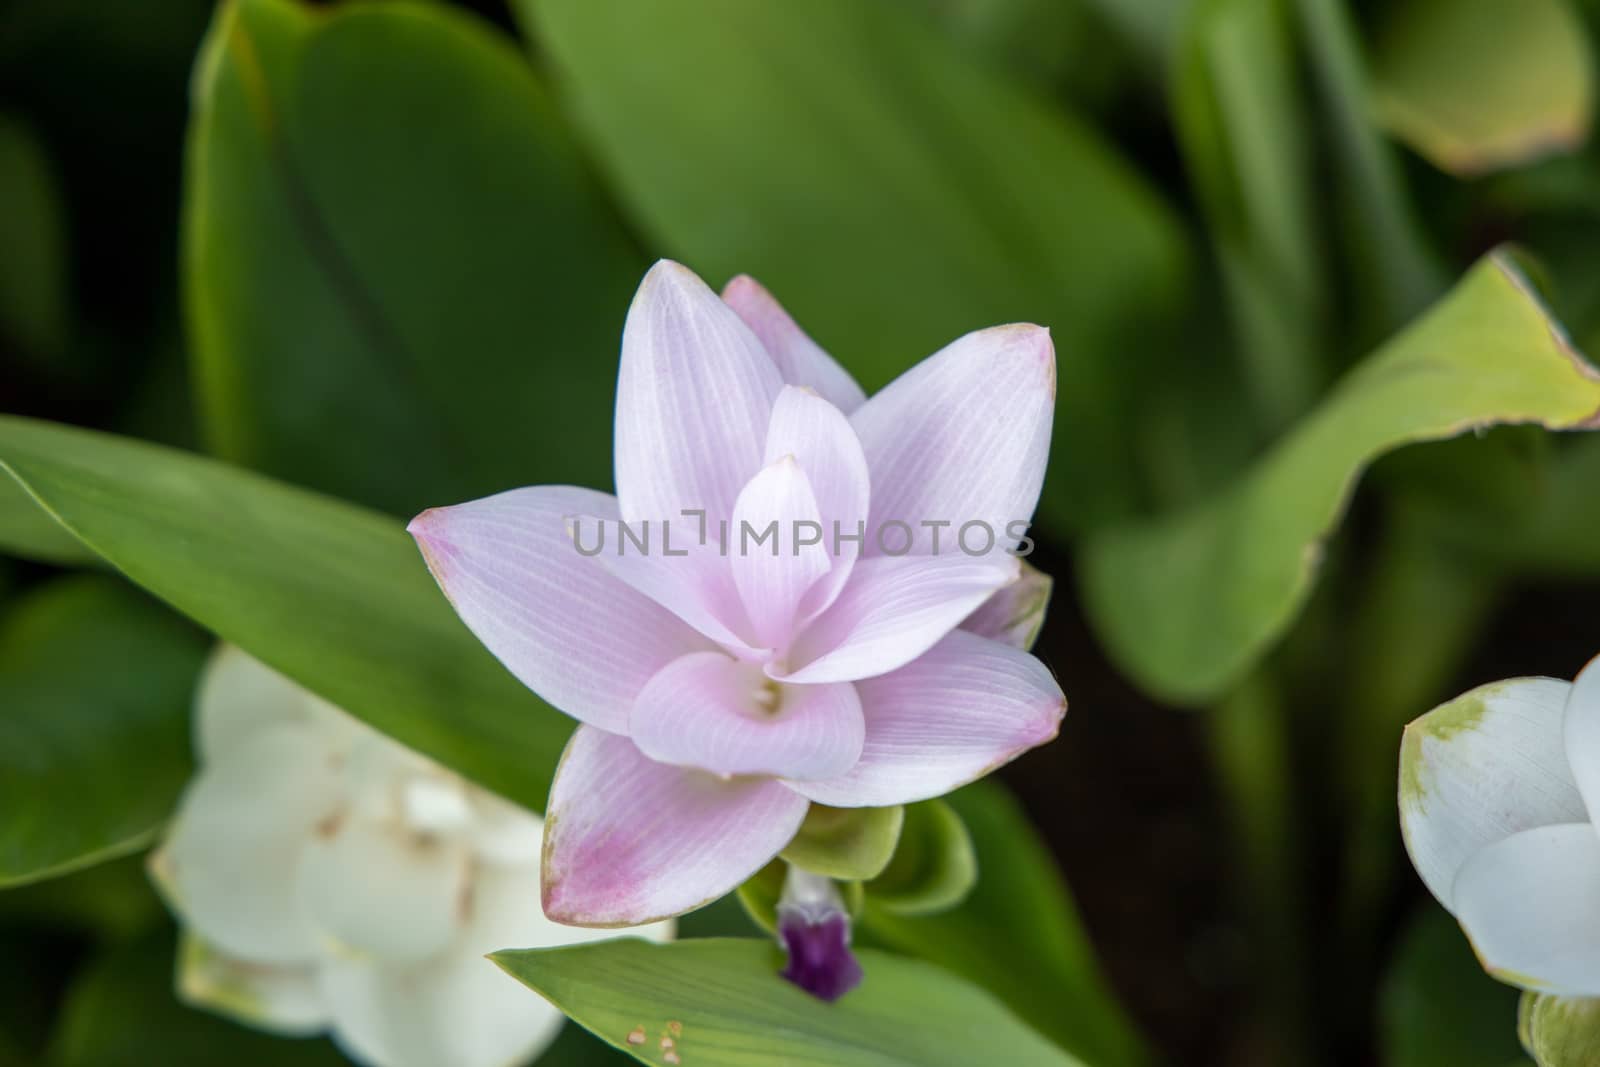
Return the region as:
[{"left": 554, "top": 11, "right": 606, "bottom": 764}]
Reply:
[
  {"left": 150, "top": 645, "right": 672, "bottom": 1067},
  {"left": 1400, "top": 653, "right": 1600, "bottom": 992}
]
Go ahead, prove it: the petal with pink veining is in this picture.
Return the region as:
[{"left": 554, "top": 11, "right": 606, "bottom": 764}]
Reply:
[
  {"left": 615, "top": 261, "right": 784, "bottom": 525},
  {"left": 542, "top": 726, "right": 810, "bottom": 926},
  {"left": 786, "top": 630, "right": 1064, "bottom": 807},
  {"left": 630, "top": 651, "right": 863, "bottom": 780},
  {"left": 409, "top": 486, "right": 713, "bottom": 733},
  {"left": 723, "top": 275, "right": 866, "bottom": 413},
  {"left": 850, "top": 324, "right": 1054, "bottom": 556},
  {"left": 581, "top": 516, "right": 761, "bottom": 655},
  {"left": 778, "top": 553, "right": 1019, "bottom": 684}
]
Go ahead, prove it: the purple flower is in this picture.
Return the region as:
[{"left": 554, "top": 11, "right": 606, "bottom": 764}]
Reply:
[
  {"left": 776, "top": 867, "right": 863, "bottom": 1002},
  {"left": 409, "top": 261, "right": 1064, "bottom": 927}
]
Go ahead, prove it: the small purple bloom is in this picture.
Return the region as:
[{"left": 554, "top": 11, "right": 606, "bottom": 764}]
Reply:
[{"left": 777, "top": 868, "right": 863, "bottom": 1002}]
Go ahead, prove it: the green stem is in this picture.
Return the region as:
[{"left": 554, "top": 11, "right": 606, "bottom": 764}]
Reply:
[
  {"left": 1210, "top": 671, "right": 1320, "bottom": 1065},
  {"left": 1294, "top": 0, "right": 1442, "bottom": 336},
  {"left": 1334, "top": 505, "right": 1501, "bottom": 955}
]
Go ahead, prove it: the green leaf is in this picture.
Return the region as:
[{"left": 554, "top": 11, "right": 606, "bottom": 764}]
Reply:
[
  {"left": 0, "top": 472, "right": 94, "bottom": 564},
  {"left": 861, "top": 782, "right": 1148, "bottom": 1067},
  {"left": 186, "top": 0, "right": 645, "bottom": 516},
  {"left": 1171, "top": 0, "right": 1324, "bottom": 430},
  {"left": 0, "top": 576, "right": 208, "bottom": 888},
  {"left": 1380, "top": 907, "right": 1529, "bottom": 1067},
  {"left": 1373, "top": 0, "right": 1594, "bottom": 177},
  {"left": 520, "top": 0, "right": 1189, "bottom": 531},
  {"left": 864, "top": 798, "right": 975, "bottom": 916},
  {"left": 0, "top": 416, "right": 571, "bottom": 811},
  {"left": 493, "top": 938, "right": 1086, "bottom": 1067},
  {"left": 1080, "top": 250, "right": 1600, "bottom": 705},
  {"left": 1519, "top": 992, "right": 1600, "bottom": 1067},
  {"left": 780, "top": 804, "right": 904, "bottom": 882}
]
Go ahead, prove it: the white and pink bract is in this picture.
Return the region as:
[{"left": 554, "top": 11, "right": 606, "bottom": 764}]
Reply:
[{"left": 409, "top": 261, "right": 1066, "bottom": 928}]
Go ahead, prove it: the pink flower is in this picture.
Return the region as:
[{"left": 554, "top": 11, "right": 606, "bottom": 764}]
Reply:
[{"left": 408, "top": 261, "right": 1065, "bottom": 927}]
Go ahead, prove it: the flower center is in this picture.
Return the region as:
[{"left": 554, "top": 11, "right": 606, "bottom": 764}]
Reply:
[{"left": 750, "top": 676, "right": 784, "bottom": 718}]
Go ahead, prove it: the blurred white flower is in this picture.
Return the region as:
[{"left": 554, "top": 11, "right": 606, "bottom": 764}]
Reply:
[
  {"left": 150, "top": 645, "right": 672, "bottom": 1067},
  {"left": 1400, "top": 653, "right": 1600, "bottom": 993}
]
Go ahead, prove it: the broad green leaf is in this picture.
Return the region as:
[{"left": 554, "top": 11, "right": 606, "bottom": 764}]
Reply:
[
  {"left": 186, "top": 0, "right": 644, "bottom": 516},
  {"left": 521, "top": 0, "right": 1189, "bottom": 530},
  {"left": 860, "top": 782, "right": 1148, "bottom": 1067},
  {"left": 0, "top": 416, "right": 570, "bottom": 810},
  {"left": 780, "top": 804, "right": 904, "bottom": 882},
  {"left": 1080, "top": 251, "right": 1600, "bottom": 705},
  {"left": 1519, "top": 992, "right": 1600, "bottom": 1067},
  {"left": 0, "top": 576, "right": 208, "bottom": 888},
  {"left": 1172, "top": 0, "right": 1324, "bottom": 430},
  {"left": 494, "top": 938, "right": 1086, "bottom": 1067},
  {"left": 1373, "top": 0, "right": 1594, "bottom": 177},
  {"left": 864, "top": 798, "right": 975, "bottom": 916},
  {"left": 1380, "top": 908, "right": 1528, "bottom": 1067},
  {"left": 0, "top": 113, "right": 67, "bottom": 364},
  {"left": 0, "top": 472, "right": 93, "bottom": 564}
]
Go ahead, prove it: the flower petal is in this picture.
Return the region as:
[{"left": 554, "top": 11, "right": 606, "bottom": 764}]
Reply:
[
  {"left": 296, "top": 815, "right": 471, "bottom": 964},
  {"left": 730, "top": 457, "right": 832, "bottom": 649},
  {"left": 319, "top": 865, "right": 661, "bottom": 1067},
  {"left": 850, "top": 324, "right": 1054, "bottom": 556},
  {"left": 1399, "top": 678, "right": 1584, "bottom": 913},
  {"left": 1563, "top": 653, "right": 1600, "bottom": 822},
  {"left": 785, "top": 630, "right": 1064, "bottom": 807},
  {"left": 1453, "top": 823, "right": 1600, "bottom": 994},
  {"left": 764, "top": 386, "right": 872, "bottom": 623},
  {"left": 722, "top": 274, "right": 866, "bottom": 413},
  {"left": 615, "top": 261, "right": 784, "bottom": 525},
  {"left": 959, "top": 560, "right": 1053, "bottom": 651},
  {"left": 630, "top": 651, "right": 864, "bottom": 780},
  {"left": 196, "top": 644, "right": 359, "bottom": 763},
  {"left": 409, "top": 486, "right": 713, "bottom": 733},
  {"left": 583, "top": 516, "right": 762, "bottom": 653},
  {"left": 542, "top": 726, "right": 810, "bottom": 925},
  {"left": 468, "top": 791, "right": 544, "bottom": 870},
  {"left": 177, "top": 932, "right": 329, "bottom": 1037},
  {"left": 159, "top": 723, "right": 342, "bottom": 965},
  {"left": 779, "top": 553, "right": 1019, "bottom": 684},
  {"left": 779, "top": 908, "right": 863, "bottom": 1003}
]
